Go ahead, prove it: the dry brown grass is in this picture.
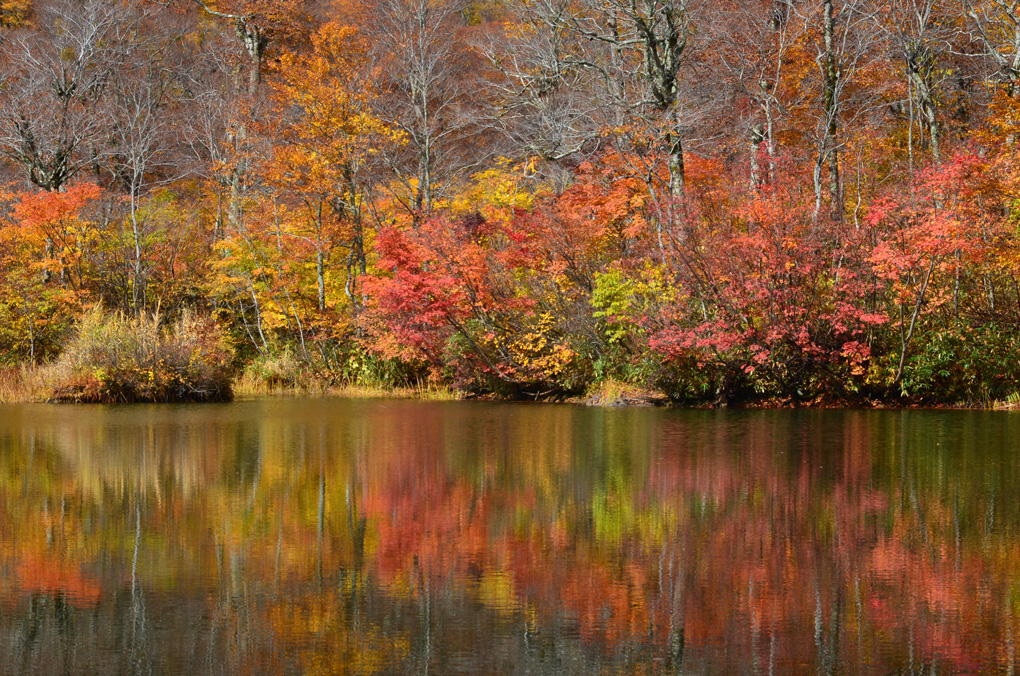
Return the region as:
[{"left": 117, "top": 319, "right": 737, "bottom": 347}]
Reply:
[
  {"left": 0, "top": 365, "right": 51, "bottom": 403},
  {"left": 234, "top": 349, "right": 460, "bottom": 401},
  {"left": 233, "top": 371, "right": 461, "bottom": 401}
]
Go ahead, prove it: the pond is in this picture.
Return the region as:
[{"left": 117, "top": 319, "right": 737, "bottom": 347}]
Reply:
[{"left": 0, "top": 399, "right": 1017, "bottom": 675}]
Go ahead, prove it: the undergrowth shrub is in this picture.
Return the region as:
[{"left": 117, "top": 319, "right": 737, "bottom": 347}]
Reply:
[
  {"left": 235, "top": 342, "right": 436, "bottom": 395},
  {"left": 49, "top": 308, "right": 233, "bottom": 403},
  {"left": 237, "top": 350, "right": 307, "bottom": 394},
  {"left": 894, "top": 323, "right": 1020, "bottom": 404}
]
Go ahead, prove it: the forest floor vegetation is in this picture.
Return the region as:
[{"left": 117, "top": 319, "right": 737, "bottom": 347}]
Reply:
[{"left": 22, "top": 309, "right": 235, "bottom": 404}]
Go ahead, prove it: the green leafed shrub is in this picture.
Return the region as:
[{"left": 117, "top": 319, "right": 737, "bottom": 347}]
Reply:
[{"left": 896, "top": 323, "right": 1020, "bottom": 404}]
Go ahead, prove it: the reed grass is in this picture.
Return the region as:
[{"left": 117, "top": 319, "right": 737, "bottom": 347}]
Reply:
[
  {"left": 234, "top": 369, "right": 460, "bottom": 401},
  {"left": 233, "top": 348, "right": 461, "bottom": 401},
  {"left": 234, "top": 379, "right": 462, "bottom": 401},
  {"left": 0, "top": 365, "right": 50, "bottom": 403},
  {"left": 47, "top": 307, "right": 233, "bottom": 403}
]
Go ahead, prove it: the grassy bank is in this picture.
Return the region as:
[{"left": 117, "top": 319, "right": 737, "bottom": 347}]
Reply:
[
  {"left": 1, "top": 367, "right": 461, "bottom": 404},
  {"left": 4, "top": 309, "right": 234, "bottom": 404},
  {"left": 232, "top": 375, "right": 462, "bottom": 401}
]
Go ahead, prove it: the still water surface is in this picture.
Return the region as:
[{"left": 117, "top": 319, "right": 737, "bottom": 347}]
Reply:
[{"left": 0, "top": 399, "right": 1018, "bottom": 674}]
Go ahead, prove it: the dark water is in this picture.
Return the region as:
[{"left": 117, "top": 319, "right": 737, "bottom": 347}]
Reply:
[{"left": 0, "top": 400, "right": 1018, "bottom": 675}]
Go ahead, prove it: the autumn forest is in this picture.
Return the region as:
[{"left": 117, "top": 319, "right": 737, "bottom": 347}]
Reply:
[{"left": 1, "top": 0, "right": 1019, "bottom": 404}]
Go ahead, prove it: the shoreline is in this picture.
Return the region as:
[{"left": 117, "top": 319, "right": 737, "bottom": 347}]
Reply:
[
  {"left": 4, "top": 365, "right": 1018, "bottom": 410},
  {"left": 18, "top": 391, "right": 1015, "bottom": 411}
]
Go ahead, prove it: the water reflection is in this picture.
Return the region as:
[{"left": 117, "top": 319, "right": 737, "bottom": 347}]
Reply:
[{"left": 0, "top": 401, "right": 1018, "bottom": 674}]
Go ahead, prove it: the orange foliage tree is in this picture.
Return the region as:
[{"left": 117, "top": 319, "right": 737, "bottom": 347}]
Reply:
[{"left": 0, "top": 183, "right": 101, "bottom": 363}]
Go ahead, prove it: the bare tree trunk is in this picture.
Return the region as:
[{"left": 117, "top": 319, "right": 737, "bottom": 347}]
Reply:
[
  {"left": 26, "top": 306, "right": 35, "bottom": 366},
  {"left": 761, "top": 80, "right": 777, "bottom": 182},
  {"left": 909, "top": 65, "right": 940, "bottom": 161},
  {"left": 234, "top": 18, "right": 265, "bottom": 96},
  {"left": 247, "top": 277, "right": 269, "bottom": 354},
  {"left": 130, "top": 184, "right": 145, "bottom": 313},
  {"left": 316, "top": 250, "right": 326, "bottom": 312},
  {"left": 816, "top": 0, "right": 842, "bottom": 222},
  {"left": 227, "top": 164, "right": 245, "bottom": 233},
  {"left": 895, "top": 0, "right": 941, "bottom": 163},
  {"left": 894, "top": 255, "right": 937, "bottom": 386},
  {"left": 668, "top": 104, "right": 686, "bottom": 197},
  {"left": 750, "top": 124, "right": 764, "bottom": 188}
]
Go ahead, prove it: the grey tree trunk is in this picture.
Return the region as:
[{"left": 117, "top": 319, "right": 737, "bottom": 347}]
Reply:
[
  {"left": 817, "top": 0, "right": 842, "bottom": 222},
  {"left": 668, "top": 105, "right": 686, "bottom": 197},
  {"left": 317, "top": 250, "right": 326, "bottom": 312}
]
